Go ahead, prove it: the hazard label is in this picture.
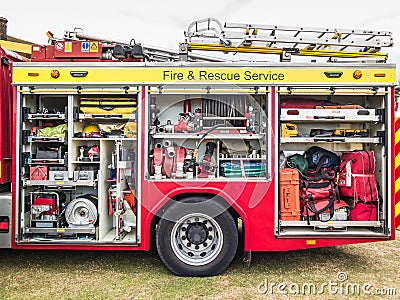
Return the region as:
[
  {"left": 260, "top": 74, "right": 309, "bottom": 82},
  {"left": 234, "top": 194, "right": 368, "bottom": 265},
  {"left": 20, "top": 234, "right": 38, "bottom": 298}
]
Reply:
[
  {"left": 65, "top": 42, "right": 72, "bottom": 52},
  {"left": 81, "top": 41, "right": 89, "bottom": 53},
  {"left": 55, "top": 42, "right": 64, "bottom": 51},
  {"left": 90, "top": 41, "right": 98, "bottom": 53}
]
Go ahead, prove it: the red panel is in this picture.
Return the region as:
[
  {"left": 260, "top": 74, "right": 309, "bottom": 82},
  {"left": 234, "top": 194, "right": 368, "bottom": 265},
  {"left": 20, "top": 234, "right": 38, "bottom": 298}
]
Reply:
[
  {"left": 395, "top": 118, "right": 400, "bottom": 130},
  {"left": 0, "top": 48, "right": 20, "bottom": 185}
]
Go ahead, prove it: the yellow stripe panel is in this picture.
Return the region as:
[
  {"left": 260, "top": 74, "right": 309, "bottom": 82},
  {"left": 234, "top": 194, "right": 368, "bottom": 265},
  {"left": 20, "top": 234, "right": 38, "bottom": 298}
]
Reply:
[
  {"left": 13, "top": 67, "right": 397, "bottom": 85},
  {"left": 396, "top": 177, "right": 400, "bottom": 193},
  {"left": 0, "top": 40, "right": 32, "bottom": 54},
  {"left": 395, "top": 201, "right": 400, "bottom": 220},
  {"left": 396, "top": 129, "right": 400, "bottom": 146},
  {"left": 396, "top": 154, "right": 400, "bottom": 170}
]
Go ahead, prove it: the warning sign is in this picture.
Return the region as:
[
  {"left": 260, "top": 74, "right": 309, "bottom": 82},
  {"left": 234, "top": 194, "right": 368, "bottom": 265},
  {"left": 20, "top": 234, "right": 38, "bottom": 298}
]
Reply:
[
  {"left": 65, "top": 42, "right": 72, "bottom": 53},
  {"left": 55, "top": 42, "right": 64, "bottom": 51},
  {"left": 81, "top": 41, "right": 89, "bottom": 53},
  {"left": 90, "top": 42, "right": 98, "bottom": 53}
]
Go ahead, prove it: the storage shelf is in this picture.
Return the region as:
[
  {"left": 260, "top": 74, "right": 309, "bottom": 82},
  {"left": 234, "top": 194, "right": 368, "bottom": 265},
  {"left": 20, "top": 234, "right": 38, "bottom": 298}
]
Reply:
[
  {"left": 24, "top": 180, "right": 97, "bottom": 187},
  {"left": 280, "top": 220, "right": 382, "bottom": 227},
  {"left": 152, "top": 133, "right": 265, "bottom": 140},
  {"left": 72, "top": 161, "right": 101, "bottom": 164},
  {"left": 27, "top": 159, "right": 65, "bottom": 165},
  {"left": 28, "top": 137, "right": 65, "bottom": 143},
  {"left": 78, "top": 113, "right": 134, "bottom": 120},
  {"left": 25, "top": 227, "right": 96, "bottom": 235},
  {"left": 219, "top": 157, "right": 266, "bottom": 161},
  {"left": 72, "top": 137, "right": 136, "bottom": 141},
  {"left": 280, "top": 137, "right": 381, "bottom": 144},
  {"left": 281, "top": 108, "right": 382, "bottom": 122},
  {"left": 27, "top": 113, "right": 66, "bottom": 120}
]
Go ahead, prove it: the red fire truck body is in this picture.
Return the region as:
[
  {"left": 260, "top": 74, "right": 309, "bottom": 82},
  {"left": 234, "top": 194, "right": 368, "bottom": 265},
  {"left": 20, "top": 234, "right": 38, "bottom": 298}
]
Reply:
[
  {"left": 1, "top": 19, "right": 398, "bottom": 276},
  {"left": 8, "top": 61, "right": 396, "bottom": 276}
]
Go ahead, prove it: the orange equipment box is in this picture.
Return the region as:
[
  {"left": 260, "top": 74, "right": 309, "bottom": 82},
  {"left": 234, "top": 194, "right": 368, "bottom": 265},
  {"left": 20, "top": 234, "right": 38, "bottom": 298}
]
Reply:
[{"left": 279, "top": 168, "right": 301, "bottom": 221}]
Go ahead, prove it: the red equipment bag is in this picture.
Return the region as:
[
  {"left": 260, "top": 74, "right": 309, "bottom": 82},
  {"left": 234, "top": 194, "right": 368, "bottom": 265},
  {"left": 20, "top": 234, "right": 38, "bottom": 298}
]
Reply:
[
  {"left": 302, "top": 199, "right": 349, "bottom": 217},
  {"left": 349, "top": 202, "right": 377, "bottom": 221},
  {"left": 340, "top": 151, "right": 375, "bottom": 174},
  {"left": 300, "top": 169, "right": 340, "bottom": 221},
  {"left": 301, "top": 178, "right": 337, "bottom": 201},
  {"left": 338, "top": 150, "right": 379, "bottom": 202}
]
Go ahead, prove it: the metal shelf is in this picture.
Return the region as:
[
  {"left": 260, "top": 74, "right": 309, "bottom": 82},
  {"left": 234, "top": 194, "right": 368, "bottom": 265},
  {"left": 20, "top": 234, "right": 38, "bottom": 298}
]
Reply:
[
  {"left": 72, "top": 137, "right": 136, "bottom": 141},
  {"left": 28, "top": 137, "right": 65, "bottom": 143},
  {"left": 280, "top": 137, "right": 381, "bottom": 144},
  {"left": 78, "top": 113, "right": 134, "bottom": 120},
  {"left": 281, "top": 108, "right": 382, "bottom": 122},
  {"left": 24, "top": 180, "right": 97, "bottom": 187},
  {"left": 27, "top": 159, "right": 65, "bottom": 165},
  {"left": 152, "top": 133, "right": 265, "bottom": 140},
  {"left": 26, "top": 113, "right": 66, "bottom": 121},
  {"left": 219, "top": 157, "right": 266, "bottom": 161},
  {"left": 280, "top": 220, "right": 382, "bottom": 227},
  {"left": 25, "top": 227, "right": 96, "bottom": 235}
]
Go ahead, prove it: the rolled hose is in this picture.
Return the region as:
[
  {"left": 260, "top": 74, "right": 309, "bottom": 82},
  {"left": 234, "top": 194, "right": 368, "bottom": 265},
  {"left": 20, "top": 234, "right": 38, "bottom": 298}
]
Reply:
[{"left": 65, "top": 194, "right": 98, "bottom": 226}]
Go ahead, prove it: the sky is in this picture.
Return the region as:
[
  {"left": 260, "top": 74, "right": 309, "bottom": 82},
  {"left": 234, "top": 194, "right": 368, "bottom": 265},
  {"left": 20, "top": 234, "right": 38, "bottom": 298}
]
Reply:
[{"left": 2, "top": 0, "right": 400, "bottom": 78}]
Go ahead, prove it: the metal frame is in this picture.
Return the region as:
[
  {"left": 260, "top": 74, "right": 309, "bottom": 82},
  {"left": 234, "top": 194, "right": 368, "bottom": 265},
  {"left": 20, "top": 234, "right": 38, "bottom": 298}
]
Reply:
[{"left": 183, "top": 18, "right": 393, "bottom": 61}]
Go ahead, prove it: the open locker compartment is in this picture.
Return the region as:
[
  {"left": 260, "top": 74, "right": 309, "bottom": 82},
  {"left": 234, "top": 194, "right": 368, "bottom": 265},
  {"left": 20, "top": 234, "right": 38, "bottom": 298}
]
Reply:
[
  {"left": 100, "top": 139, "right": 138, "bottom": 243},
  {"left": 71, "top": 92, "right": 138, "bottom": 244},
  {"left": 146, "top": 90, "right": 269, "bottom": 181},
  {"left": 16, "top": 91, "right": 139, "bottom": 245},
  {"left": 276, "top": 87, "right": 391, "bottom": 237}
]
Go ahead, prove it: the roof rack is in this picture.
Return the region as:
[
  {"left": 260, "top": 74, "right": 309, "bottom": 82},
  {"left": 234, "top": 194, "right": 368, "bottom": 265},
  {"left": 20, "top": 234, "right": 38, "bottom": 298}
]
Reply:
[
  {"left": 180, "top": 18, "right": 393, "bottom": 62},
  {"left": 63, "top": 29, "right": 229, "bottom": 62}
]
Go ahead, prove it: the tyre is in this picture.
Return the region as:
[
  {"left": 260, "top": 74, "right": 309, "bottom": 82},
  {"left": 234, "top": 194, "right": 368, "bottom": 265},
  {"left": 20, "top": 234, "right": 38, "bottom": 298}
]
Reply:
[{"left": 156, "top": 197, "right": 238, "bottom": 276}]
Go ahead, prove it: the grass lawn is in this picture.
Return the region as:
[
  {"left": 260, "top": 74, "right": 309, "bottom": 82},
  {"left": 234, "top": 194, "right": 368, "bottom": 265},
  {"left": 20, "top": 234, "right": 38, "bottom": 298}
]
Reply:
[{"left": 0, "top": 232, "right": 399, "bottom": 300}]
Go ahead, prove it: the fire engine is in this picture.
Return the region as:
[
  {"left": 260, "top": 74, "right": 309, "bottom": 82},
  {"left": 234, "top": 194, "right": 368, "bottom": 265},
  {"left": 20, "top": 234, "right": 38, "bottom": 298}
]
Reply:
[{"left": 1, "top": 18, "right": 399, "bottom": 276}]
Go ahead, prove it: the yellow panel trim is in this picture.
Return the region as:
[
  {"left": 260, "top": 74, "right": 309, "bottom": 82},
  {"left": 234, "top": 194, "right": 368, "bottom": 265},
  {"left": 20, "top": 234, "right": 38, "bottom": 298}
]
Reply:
[
  {"left": 395, "top": 201, "right": 400, "bottom": 218},
  {"left": 18, "top": 89, "right": 139, "bottom": 94},
  {"left": 396, "top": 177, "right": 400, "bottom": 193},
  {"left": 278, "top": 89, "right": 388, "bottom": 95},
  {"left": 0, "top": 40, "right": 32, "bottom": 54},
  {"left": 13, "top": 67, "right": 397, "bottom": 85},
  {"left": 396, "top": 154, "right": 400, "bottom": 170},
  {"left": 395, "top": 130, "right": 400, "bottom": 146}
]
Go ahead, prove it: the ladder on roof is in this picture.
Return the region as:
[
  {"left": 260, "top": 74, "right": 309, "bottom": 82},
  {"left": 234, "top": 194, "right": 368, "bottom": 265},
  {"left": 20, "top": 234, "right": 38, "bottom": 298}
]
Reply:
[{"left": 180, "top": 18, "right": 393, "bottom": 62}]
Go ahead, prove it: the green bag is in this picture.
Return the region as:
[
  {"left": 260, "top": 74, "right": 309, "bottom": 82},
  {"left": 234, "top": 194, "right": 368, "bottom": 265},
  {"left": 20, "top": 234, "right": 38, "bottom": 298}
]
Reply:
[
  {"left": 286, "top": 153, "right": 308, "bottom": 173},
  {"left": 37, "top": 124, "right": 67, "bottom": 138}
]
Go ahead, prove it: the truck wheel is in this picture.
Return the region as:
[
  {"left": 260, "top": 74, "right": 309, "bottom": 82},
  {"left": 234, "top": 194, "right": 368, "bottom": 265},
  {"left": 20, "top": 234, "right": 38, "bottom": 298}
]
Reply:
[{"left": 156, "top": 198, "right": 238, "bottom": 276}]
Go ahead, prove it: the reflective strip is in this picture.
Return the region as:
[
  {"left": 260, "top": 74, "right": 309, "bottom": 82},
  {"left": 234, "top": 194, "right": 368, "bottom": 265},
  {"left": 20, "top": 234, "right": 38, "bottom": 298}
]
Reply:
[
  {"left": 396, "top": 154, "right": 400, "bottom": 170},
  {"left": 396, "top": 178, "right": 400, "bottom": 195},
  {"left": 395, "top": 118, "right": 400, "bottom": 229},
  {"left": 396, "top": 201, "right": 400, "bottom": 222}
]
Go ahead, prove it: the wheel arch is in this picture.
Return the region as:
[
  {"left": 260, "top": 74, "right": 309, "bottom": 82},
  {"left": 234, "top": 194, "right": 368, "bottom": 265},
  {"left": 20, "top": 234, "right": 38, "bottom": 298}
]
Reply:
[{"left": 149, "top": 190, "right": 247, "bottom": 251}]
